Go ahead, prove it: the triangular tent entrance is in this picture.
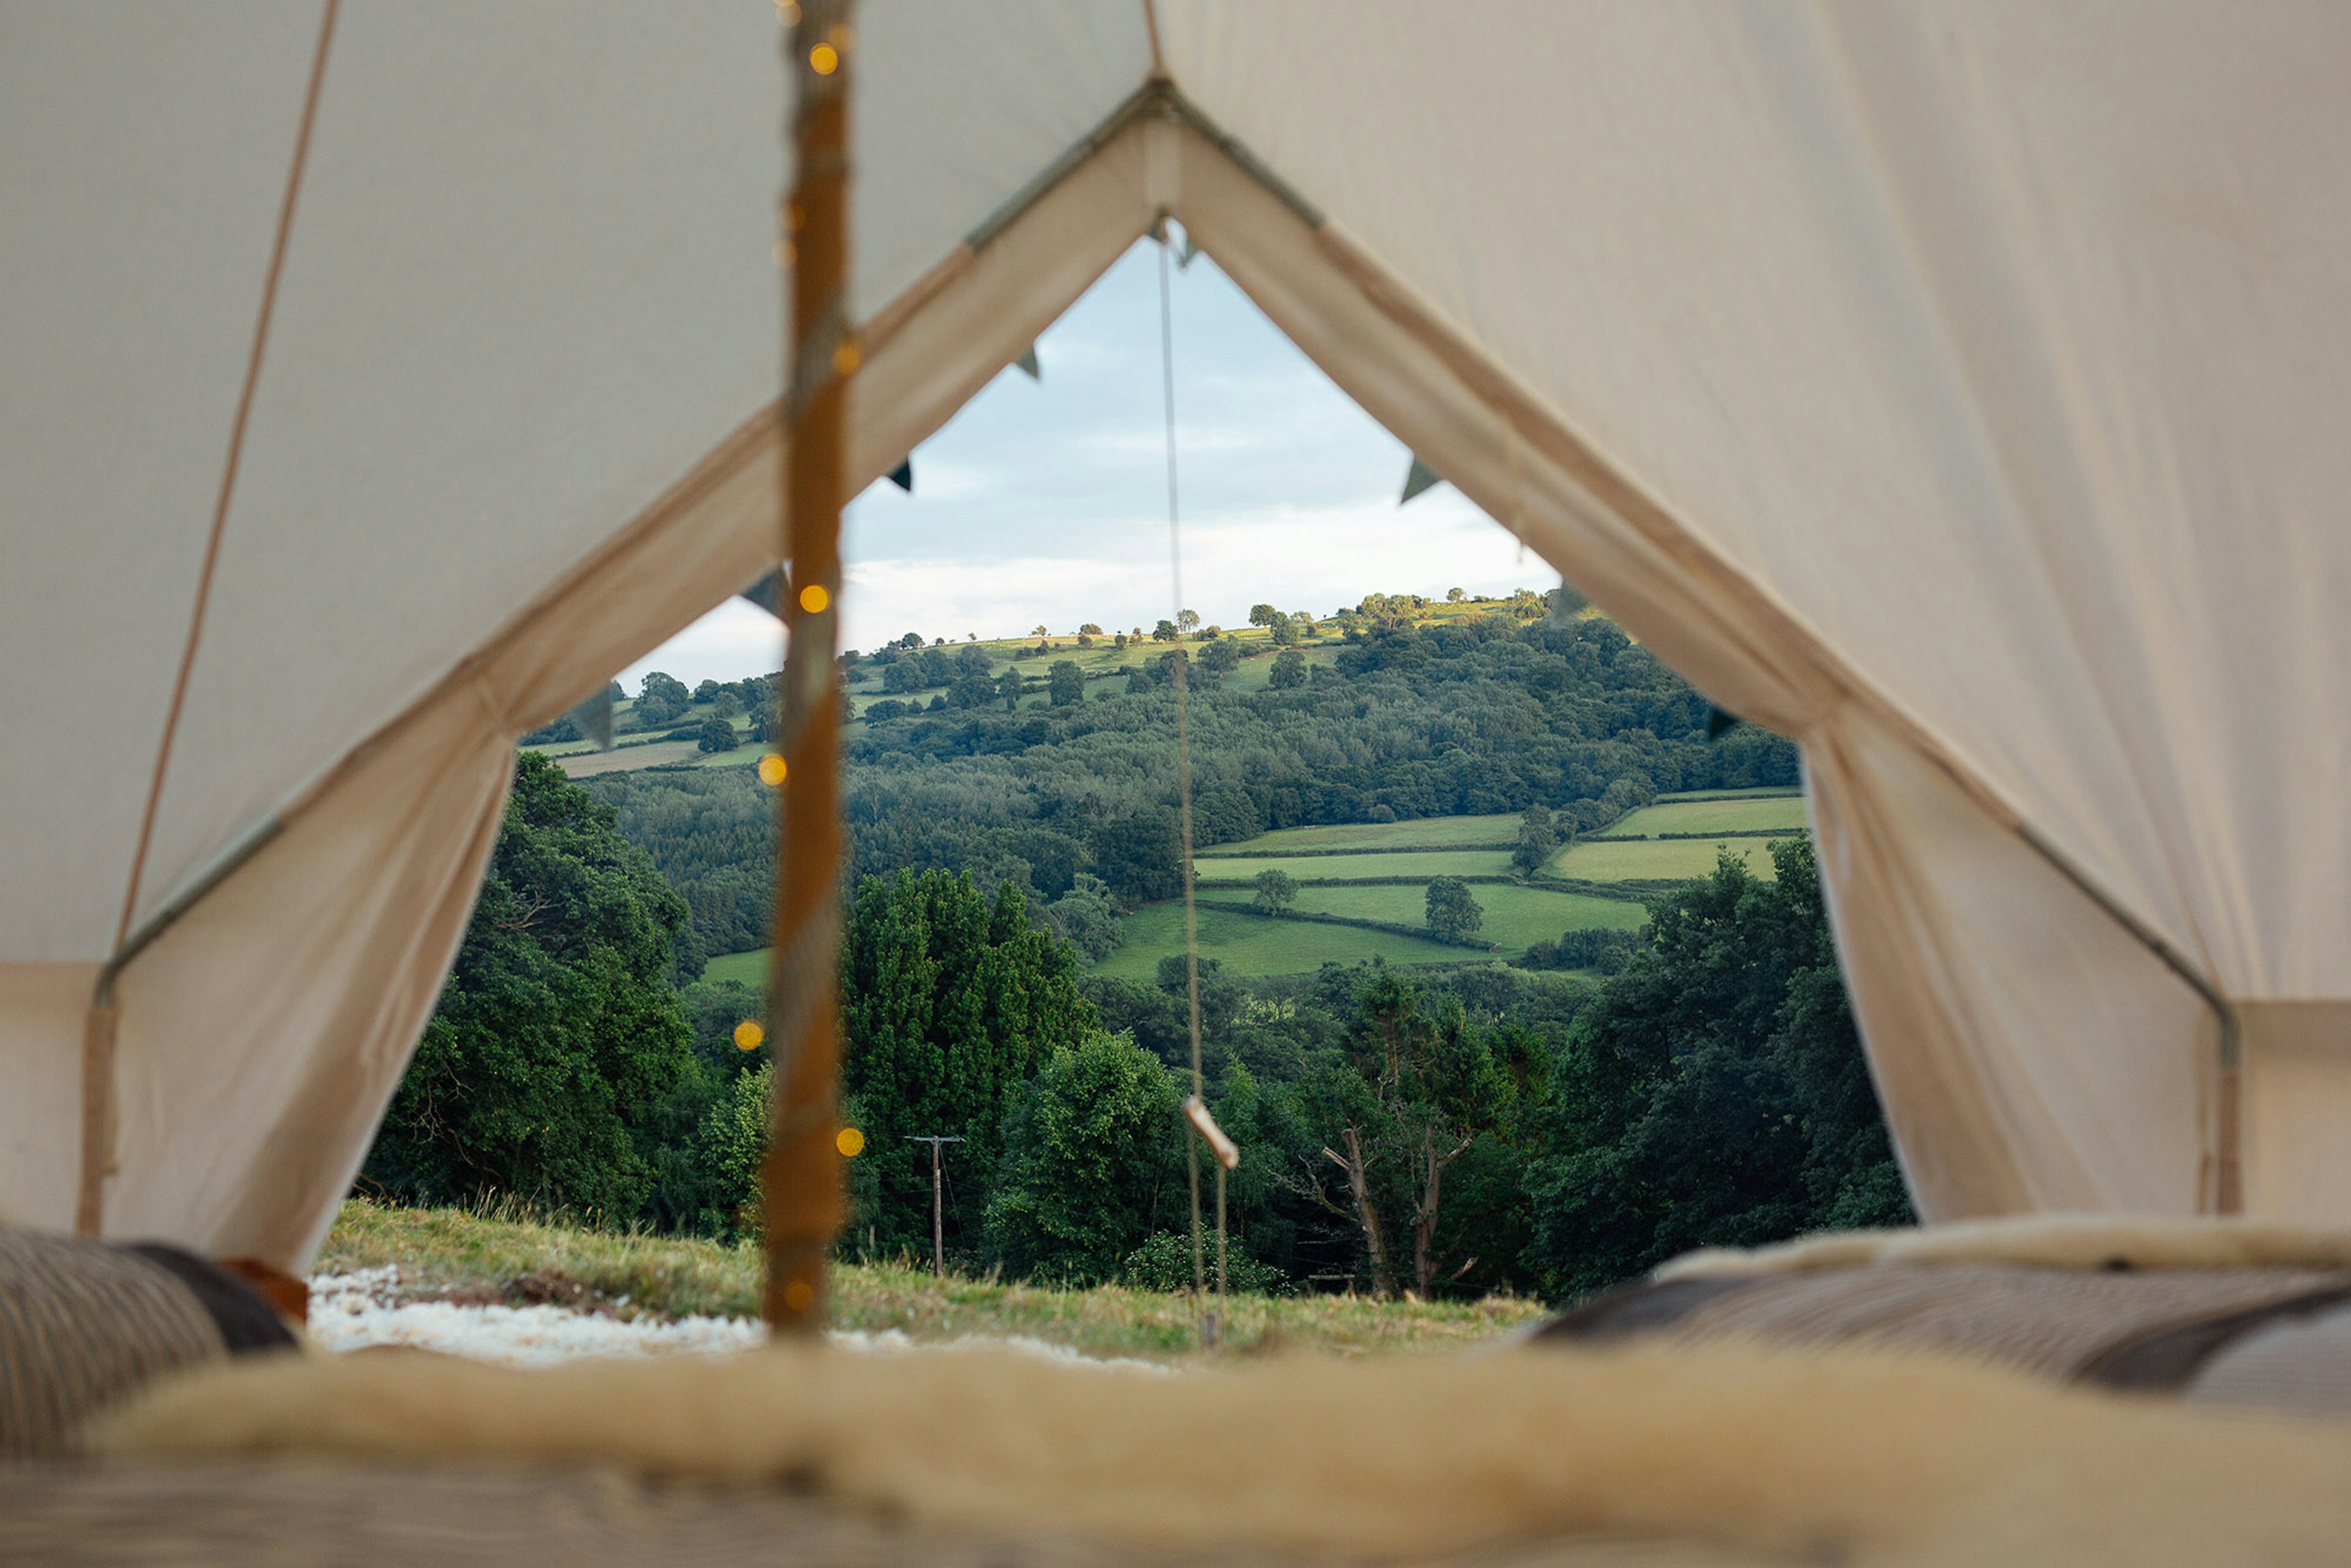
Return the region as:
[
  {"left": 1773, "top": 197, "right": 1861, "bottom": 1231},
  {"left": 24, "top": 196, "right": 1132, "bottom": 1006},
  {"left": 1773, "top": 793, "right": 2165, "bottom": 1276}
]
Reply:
[{"left": 6, "top": 3, "right": 2349, "bottom": 1269}]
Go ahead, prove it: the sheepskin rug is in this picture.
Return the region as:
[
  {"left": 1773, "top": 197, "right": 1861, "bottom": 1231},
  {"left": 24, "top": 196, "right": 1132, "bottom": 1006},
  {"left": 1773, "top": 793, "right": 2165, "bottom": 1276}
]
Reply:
[{"left": 99, "top": 1334, "right": 2351, "bottom": 1566}]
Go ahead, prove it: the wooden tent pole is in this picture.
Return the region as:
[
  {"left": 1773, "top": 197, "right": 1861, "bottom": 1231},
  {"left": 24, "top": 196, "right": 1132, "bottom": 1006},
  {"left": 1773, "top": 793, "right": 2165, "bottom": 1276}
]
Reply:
[{"left": 763, "top": 0, "right": 853, "bottom": 1334}]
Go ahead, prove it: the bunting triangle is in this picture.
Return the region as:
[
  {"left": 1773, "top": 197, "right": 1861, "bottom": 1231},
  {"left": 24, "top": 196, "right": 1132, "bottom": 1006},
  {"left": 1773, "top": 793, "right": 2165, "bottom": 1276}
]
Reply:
[
  {"left": 888, "top": 457, "right": 913, "bottom": 492},
  {"left": 1014, "top": 345, "right": 1040, "bottom": 380},
  {"left": 738, "top": 566, "right": 785, "bottom": 617},
  {"left": 570, "top": 685, "right": 615, "bottom": 751},
  {"left": 1399, "top": 455, "right": 1444, "bottom": 505}
]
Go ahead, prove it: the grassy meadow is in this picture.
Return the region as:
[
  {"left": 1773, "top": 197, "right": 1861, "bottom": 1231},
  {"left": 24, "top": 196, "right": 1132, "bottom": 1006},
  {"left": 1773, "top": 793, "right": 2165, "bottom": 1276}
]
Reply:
[
  {"left": 1194, "top": 813, "right": 1522, "bottom": 855},
  {"left": 1088, "top": 901, "right": 1465, "bottom": 980},
  {"left": 320, "top": 1199, "right": 1545, "bottom": 1361},
  {"left": 1193, "top": 849, "right": 1516, "bottom": 883},
  {"left": 1548, "top": 836, "right": 1779, "bottom": 882},
  {"left": 1603, "top": 793, "right": 1805, "bottom": 838},
  {"left": 1283, "top": 883, "right": 1648, "bottom": 951}
]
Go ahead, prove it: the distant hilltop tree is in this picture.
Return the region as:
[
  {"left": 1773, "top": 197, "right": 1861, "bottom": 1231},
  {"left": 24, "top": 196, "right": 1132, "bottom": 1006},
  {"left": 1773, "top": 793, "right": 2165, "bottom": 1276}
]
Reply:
[
  {"left": 635, "top": 670, "right": 691, "bottom": 727},
  {"left": 1033, "top": 625, "right": 1049, "bottom": 637},
  {"left": 1078, "top": 623, "right": 1103, "bottom": 636},
  {"left": 1447, "top": 587, "right": 1466, "bottom": 602},
  {"left": 1248, "top": 603, "right": 1280, "bottom": 627},
  {"left": 696, "top": 715, "right": 739, "bottom": 753},
  {"left": 1177, "top": 608, "right": 1200, "bottom": 631},
  {"left": 1152, "top": 619, "right": 1179, "bottom": 642}
]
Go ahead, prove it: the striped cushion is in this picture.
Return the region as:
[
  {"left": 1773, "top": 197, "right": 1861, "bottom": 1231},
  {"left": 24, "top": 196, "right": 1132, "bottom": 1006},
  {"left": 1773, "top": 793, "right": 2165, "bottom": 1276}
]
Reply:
[{"left": 1, "top": 1226, "right": 294, "bottom": 1455}]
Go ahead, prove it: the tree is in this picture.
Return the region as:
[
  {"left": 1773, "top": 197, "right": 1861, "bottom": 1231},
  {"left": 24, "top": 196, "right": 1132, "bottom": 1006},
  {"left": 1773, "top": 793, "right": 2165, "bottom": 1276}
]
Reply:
[
  {"left": 1048, "top": 659, "right": 1086, "bottom": 707},
  {"left": 1447, "top": 587, "right": 1466, "bottom": 602},
  {"left": 1248, "top": 604, "right": 1280, "bottom": 628},
  {"left": 1151, "top": 618, "right": 1179, "bottom": 643},
  {"left": 996, "top": 668, "right": 1025, "bottom": 711},
  {"left": 1267, "top": 648, "right": 1307, "bottom": 689},
  {"left": 364, "top": 753, "right": 694, "bottom": 1218},
  {"left": 1424, "top": 876, "right": 1484, "bottom": 942},
  {"left": 710, "top": 688, "right": 741, "bottom": 720},
  {"left": 1198, "top": 637, "right": 1240, "bottom": 678},
  {"left": 839, "top": 871, "right": 1096, "bottom": 1259},
  {"left": 1253, "top": 867, "right": 1298, "bottom": 914},
  {"left": 985, "top": 1032, "right": 1185, "bottom": 1284},
  {"left": 634, "top": 670, "right": 690, "bottom": 727},
  {"left": 693, "top": 678, "right": 722, "bottom": 702},
  {"left": 1269, "top": 614, "right": 1299, "bottom": 647},
  {"left": 1078, "top": 623, "right": 1103, "bottom": 636},
  {"left": 1511, "top": 800, "right": 1559, "bottom": 876},
  {"left": 696, "top": 715, "right": 738, "bottom": 752},
  {"left": 1177, "top": 609, "right": 1201, "bottom": 631},
  {"left": 1043, "top": 873, "right": 1123, "bottom": 961},
  {"left": 1295, "top": 972, "right": 1515, "bottom": 1297},
  {"left": 1033, "top": 625, "right": 1049, "bottom": 637},
  {"left": 1505, "top": 588, "right": 1545, "bottom": 620},
  {"left": 1522, "top": 838, "right": 1912, "bottom": 1297}
]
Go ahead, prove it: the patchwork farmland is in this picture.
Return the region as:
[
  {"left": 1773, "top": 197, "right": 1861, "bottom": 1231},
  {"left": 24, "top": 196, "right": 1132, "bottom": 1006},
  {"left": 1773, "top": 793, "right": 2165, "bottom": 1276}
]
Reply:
[{"left": 1108, "top": 787, "right": 1807, "bottom": 979}]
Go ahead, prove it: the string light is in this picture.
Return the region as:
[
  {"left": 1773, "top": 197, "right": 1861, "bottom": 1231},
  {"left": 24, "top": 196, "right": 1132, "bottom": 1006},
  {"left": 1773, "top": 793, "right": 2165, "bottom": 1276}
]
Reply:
[
  {"left": 831, "top": 340, "right": 861, "bottom": 375},
  {"left": 798, "top": 582, "right": 830, "bottom": 614},
  {"left": 758, "top": 753, "right": 788, "bottom": 786},
  {"left": 809, "top": 43, "right": 838, "bottom": 74},
  {"left": 783, "top": 1279, "right": 816, "bottom": 1311},
  {"left": 835, "top": 1127, "right": 866, "bottom": 1157},
  {"left": 733, "top": 1019, "right": 765, "bottom": 1052}
]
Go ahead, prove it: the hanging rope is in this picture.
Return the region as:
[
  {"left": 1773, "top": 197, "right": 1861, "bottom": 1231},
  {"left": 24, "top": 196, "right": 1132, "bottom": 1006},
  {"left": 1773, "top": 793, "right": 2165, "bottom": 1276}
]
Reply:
[{"left": 1157, "top": 223, "right": 1227, "bottom": 1340}]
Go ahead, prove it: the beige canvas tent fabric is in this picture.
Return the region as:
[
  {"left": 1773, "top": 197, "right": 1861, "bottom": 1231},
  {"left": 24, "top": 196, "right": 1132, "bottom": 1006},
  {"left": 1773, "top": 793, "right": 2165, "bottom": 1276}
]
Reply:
[{"left": 2, "top": 1, "right": 2345, "bottom": 1267}]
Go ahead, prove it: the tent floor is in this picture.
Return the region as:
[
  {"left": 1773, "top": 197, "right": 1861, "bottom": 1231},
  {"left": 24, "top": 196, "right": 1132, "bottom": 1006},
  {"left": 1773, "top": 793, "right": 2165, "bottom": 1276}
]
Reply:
[{"left": 0, "top": 1459, "right": 1775, "bottom": 1567}]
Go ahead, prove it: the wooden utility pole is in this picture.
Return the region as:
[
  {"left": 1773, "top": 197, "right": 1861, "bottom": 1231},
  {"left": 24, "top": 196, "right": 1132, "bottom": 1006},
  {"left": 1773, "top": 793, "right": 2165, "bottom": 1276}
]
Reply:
[
  {"left": 904, "top": 1135, "right": 962, "bottom": 1277},
  {"left": 762, "top": 0, "right": 853, "bottom": 1334}
]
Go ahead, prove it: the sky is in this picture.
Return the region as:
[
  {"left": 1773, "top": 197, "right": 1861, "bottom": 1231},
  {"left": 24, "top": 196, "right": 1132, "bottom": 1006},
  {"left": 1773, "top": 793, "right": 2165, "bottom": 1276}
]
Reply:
[{"left": 625, "top": 233, "right": 1555, "bottom": 690}]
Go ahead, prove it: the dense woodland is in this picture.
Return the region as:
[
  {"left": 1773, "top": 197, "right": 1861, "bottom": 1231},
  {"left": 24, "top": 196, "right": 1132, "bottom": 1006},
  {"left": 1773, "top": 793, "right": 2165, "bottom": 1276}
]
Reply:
[
  {"left": 588, "top": 606, "right": 1799, "bottom": 975},
  {"left": 363, "top": 601, "right": 1909, "bottom": 1300}
]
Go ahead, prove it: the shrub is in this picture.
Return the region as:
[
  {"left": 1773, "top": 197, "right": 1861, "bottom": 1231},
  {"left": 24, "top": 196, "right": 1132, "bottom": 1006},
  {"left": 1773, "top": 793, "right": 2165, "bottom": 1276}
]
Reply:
[{"left": 1121, "top": 1230, "right": 1293, "bottom": 1295}]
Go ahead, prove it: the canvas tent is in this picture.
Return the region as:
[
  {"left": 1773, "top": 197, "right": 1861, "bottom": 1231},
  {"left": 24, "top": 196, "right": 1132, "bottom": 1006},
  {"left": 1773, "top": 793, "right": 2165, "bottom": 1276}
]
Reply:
[{"left": 3, "top": 1, "right": 2346, "bottom": 1272}]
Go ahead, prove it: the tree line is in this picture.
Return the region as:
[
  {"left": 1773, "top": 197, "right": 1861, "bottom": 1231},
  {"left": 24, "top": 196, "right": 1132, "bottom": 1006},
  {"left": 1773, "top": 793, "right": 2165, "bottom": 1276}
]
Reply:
[
  {"left": 584, "top": 607, "right": 1798, "bottom": 976},
  {"left": 364, "top": 754, "right": 1907, "bottom": 1299}
]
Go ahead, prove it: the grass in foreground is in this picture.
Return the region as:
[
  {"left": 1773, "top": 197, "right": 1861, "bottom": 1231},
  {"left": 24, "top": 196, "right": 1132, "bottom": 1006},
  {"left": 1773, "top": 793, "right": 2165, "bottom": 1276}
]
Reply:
[{"left": 319, "top": 1199, "right": 1545, "bottom": 1360}]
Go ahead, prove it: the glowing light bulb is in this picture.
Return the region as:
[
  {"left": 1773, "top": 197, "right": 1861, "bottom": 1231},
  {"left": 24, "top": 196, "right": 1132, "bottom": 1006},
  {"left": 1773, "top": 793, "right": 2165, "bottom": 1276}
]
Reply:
[
  {"left": 784, "top": 1279, "right": 816, "bottom": 1311},
  {"left": 836, "top": 1127, "right": 866, "bottom": 1158},
  {"left": 809, "top": 43, "right": 838, "bottom": 74},
  {"left": 758, "top": 753, "right": 788, "bottom": 786},
  {"left": 798, "top": 582, "right": 830, "bottom": 614},
  {"left": 831, "top": 341, "right": 861, "bottom": 375},
  {"left": 733, "top": 1019, "right": 765, "bottom": 1052}
]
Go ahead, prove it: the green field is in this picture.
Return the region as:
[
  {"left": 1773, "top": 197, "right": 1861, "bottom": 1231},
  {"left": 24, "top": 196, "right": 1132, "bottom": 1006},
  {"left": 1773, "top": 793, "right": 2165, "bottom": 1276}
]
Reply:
[
  {"left": 1090, "top": 901, "right": 1465, "bottom": 979},
  {"left": 702, "top": 948, "right": 769, "bottom": 986},
  {"left": 1603, "top": 795, "right": 1807, "bottom": 837},
  {"left": 1654, "top": 786, "right": 1802, "bottom": 803},
  {"left": 1285, "top": 883, "right": 1648, "bottom": 951},
  {"left": 1193, "top": 849, "right": 1515, "bottom": 883},
  {"left": 1549, "top": 836, "right": 1779, "bottom": 882},
  {"left": 1195, "top": 813, "right": 1521, "bottom": 856}
]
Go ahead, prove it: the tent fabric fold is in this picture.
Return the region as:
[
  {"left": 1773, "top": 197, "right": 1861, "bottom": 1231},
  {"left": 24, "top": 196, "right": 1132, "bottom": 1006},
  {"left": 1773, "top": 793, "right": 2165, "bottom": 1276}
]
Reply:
[{"left": 3, "top": 2, "right": 2346, "bottom": 1266}]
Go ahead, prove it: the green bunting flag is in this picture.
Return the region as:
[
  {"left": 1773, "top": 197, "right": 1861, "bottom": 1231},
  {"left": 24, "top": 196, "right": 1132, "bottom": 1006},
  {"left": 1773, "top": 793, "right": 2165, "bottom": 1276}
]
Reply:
[
  {"left": 1399, "top": 454, "right": 1444, "bottom": 505},
  {"left": 738, "top": 566, "right": 785, "bottom": 617},
  {"left": 1014, "top": 345, "right": 1041, "bottom": 380},
  {"left": 569, "top": 685, "right": 615, "bottom": 751},
  {"left": 888, "top": 457, "right": 913, "bottom": 492}
]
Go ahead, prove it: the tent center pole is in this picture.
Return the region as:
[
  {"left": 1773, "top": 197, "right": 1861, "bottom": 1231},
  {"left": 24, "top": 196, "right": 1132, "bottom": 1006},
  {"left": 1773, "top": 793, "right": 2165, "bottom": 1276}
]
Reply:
[{"left": 763, "top": 0, "right": 854, "bottom": 1334}]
